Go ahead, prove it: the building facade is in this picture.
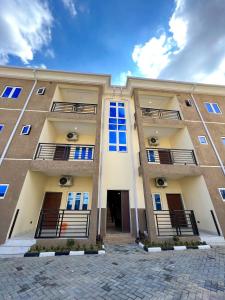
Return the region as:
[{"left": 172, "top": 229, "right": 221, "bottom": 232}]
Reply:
[{"left": 0, "top": 66, "right": 225, "bottom": 247}]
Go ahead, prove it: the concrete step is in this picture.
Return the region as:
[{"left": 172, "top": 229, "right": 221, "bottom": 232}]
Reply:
[
  {"left": 5, "top": 239, "right": 36, "bottom": 247},
  {"left": 0, "top": 238, "right": 36, "bottom": 255},
  {"left": 105, "top": 233, "right": 134, "bottom": 244},
  {"left": 200, "top": 235, "right": 225, "bottom": 246}
]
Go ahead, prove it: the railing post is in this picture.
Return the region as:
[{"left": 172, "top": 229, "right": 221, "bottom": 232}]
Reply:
[
  {"left": 190, "top": 210, "right": 199, "bottom": 235},
  {"left": 155, "top": 213, "right": 160, "bottom": 236},
  {"left": 59, "top": 210, "right": 64, "bottom": 238},
  {"left": 192, "top": 150, "right": 198, "bottom": 165}
]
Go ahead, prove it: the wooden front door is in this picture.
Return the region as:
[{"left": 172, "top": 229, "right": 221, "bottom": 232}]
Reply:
[
  {"left": 121, "top": 191, "right": 130, "bottom": 233},
  {"left": 53, "top": 146, "right": 70, "bottom": 160},
  {"left": 41, "top": 192, "right": 62, "bottom": 229},
  {"left": 166, "top": 194, "right": 187, "bottom": 227},
  {"left": 158, "top": 150, "right": 172, "bottom": 164}
]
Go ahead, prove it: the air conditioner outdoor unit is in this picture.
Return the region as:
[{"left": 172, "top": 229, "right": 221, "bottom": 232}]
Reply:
[
  {"left": 59, "top": 176, "right": 73, "bottom": 187},
  {"left": 37, "top": 87, "right": 46, "bottom": 95},
  {"left": 66, "top": 132, "right": 79, "bottom": 141},
  {"left": 148, "top": 136, "right": 159, "bottom": 146},
  {"left": 155, "top": 177, "right": 168, "bottom": 188}
]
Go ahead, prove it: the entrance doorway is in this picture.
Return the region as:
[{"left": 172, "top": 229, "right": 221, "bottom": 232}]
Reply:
[
  {"left": 41, "top": 192, "right": 62, "bottom": 229},
  {"left": 166, "top": 194, "right": 187, "bottom": 227},
  {"left": 107, "top": 190, "right": 130, "bottom": 233}
]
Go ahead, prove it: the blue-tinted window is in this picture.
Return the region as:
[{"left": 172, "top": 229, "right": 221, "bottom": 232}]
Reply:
[
  {"left": 109, "top": 118, "right": 117, "bottom": 124},
  {"left": 83, "top": 192, "right": 89, "bottom": 210},
  {"left": 110, "top": 102, "right": 116, "bottom": 106},
  {"left": 1, "top": 86, "right": 22, "bottom": 99},
  {"left": 67, "top": 192, "right": 74, "bottom": 210},
  {"left": 119, "top": 132, "right": 126, "bottom": 144},
  {"left": 74, "top": 193, "right": 81, "bottom": 210},
  {"left": 109, "top": 131, "right": 117, "bottom": 144},
  {"left": 0, "top": 184, "right": 9, "bottom": 199},
  {"left": 198, "top": 136, "right": 208, "bottom": 144},
  {"left": 118, "top": 103, "right": 124, "bottom": 107},
  {"left": 153, "top": 194, "right": 162, "bottom": 210},
  {"left": 110, "top": 107, "right": 117, "bottom": 117},
  {"left": 2, "top": 87, "right": 13, "bottom": 98},
  {"left": 12, "top": 88, "right": 22, "bottom": 99},
  {"left": 118, "top": 118, "right": 126, "bottom": 124},
  {"left": 118, "top": 108, "right": 125, "bottom": 118},
  {"left": 87, "top": 147, "right": 93, "bottom": 160},
  {"left": 205, "top": 102, "right": 222, "bottom": 114},
  {"left": 0, "top": 124, "right": 4, "bottom": 132},
  {"left": 118, "top": 125, "right": 126, "bottom": 131},
  {"left": 219, "top": 188, "right": 225, "bottom": 201},
  {"left": 119, "top": 146, "right": 127, "bottom": 152},
  {"left": 148, "top": 150, "right": 155, "bottom": 162},
  {"left": 109, "top": 145, "right": 117, "bottom": 151},
  {"left": 21, "top": 125, "right": 31, "bottom": 135},
  {"left": 109, "top": 124, "right": 117, "bottom": 130},
  {"left": 221, "top": 137, "right": 225, "bottom": 145},
  {"left": 205, "top": 103, "right": 214, "bottom": 113},
  {"left": 212, "top": 103, "right": 221, "bottom": 114}
]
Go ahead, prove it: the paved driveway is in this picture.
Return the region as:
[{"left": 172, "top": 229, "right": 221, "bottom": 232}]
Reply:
[{"left": 0, "top": 244, "right": 225, "bottom": 300}]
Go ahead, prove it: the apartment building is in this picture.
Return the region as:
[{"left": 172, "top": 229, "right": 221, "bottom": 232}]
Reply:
[{"left": 0, "top": 66, "right": 225, "bottom": 248}]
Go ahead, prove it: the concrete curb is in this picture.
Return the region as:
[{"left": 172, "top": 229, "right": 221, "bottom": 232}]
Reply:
[
  {"left": 24, "top": 247, "right": 106, "bottom": 257},
  {"left": 137, "top": 243, "right": 211, "bottom": 252}
]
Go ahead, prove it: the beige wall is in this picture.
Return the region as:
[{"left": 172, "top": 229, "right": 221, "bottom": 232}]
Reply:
[
  {"left": 170, "top": 127, "right": 194, "bottom": 150},
  {"left": 55, "top": 134, "right": 95, "bottom": 145}
]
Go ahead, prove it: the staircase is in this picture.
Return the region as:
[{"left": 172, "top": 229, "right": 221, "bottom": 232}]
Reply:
[
  {"left": 104, "top": 233, "right": 134, "bottom": 245},
  {"left": 0, "top": 237, "right": 36, "bottom": 257},
  {"left": 200, "top": 232, "right": 225, "bottom": 246}
]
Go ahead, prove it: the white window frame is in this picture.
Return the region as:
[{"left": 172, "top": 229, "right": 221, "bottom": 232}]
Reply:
[
  {"left": 152, "top": 193, "right": 163, "bottom": 211},
  {"left": 204, "top": 102, "right": 222, "bottom": 114},
  {"left": 67, "top": 192, "right": 89, "bottom": 210},
  {"left": 198, "top": 135, "right": 208, "bottom": 145},
  {"left": 20, "top": 125, "right": 31, "bottom": 135},
  {"left": 1, "top": 86, "right": 22, "bottom": 99},
  {"left": 218, "top": 188, "right": 225, "bottom": 201},
  {"left": 221, "top": 137, "right": 225, "bottom": 145},
  {"left": 0, "top": 184, "right": 9, "bottom": 199},
  {"left": 0, "top": 124, "right": 4, "bottom": 132}
]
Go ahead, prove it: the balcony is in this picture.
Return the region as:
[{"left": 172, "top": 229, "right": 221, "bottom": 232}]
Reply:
[
  {"left": 146, "top": 148, "right": 197, "bottom": 165},
  {"left": 51, "top": 102, "right": 97, "bottom": 114},
  {"left": 35, "top": 143, "right": 94, "bottom": 161},
  {"left": 35, "top": 209, "right": 91, "bottom": 238},
  {"left": 154, "top": 210, "right": 199, "bottom": 236},
  {"left": 141, "top": 108, "right": 181, "bottom": 120}
]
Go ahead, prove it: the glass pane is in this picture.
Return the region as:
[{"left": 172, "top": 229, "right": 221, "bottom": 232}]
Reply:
[
  {"left": 75, "top": 193, "right": 81, "bottom": 210},
  {"left": 74, "top": 147, "right": 81, "bottom": 159},
  {"left": 118, "top": 103, "right": 124, "bottom": 107},
  {"left": 118, "top": 108, "right": 125, "bottom": 118},
  {"left": 67, "top": 192, "right": 74, "bottom": 210},
  {"left": 222, "top": 138, "right": 225, "bottom": 145},
  {"left": 2, "top": 87, "right": 13, "bottom": 98},
  {"left": 118, "top": 118, "right": 126, "bottom": 124},
  {"left": 199, "top": 136, "right": 207, "bottom": 144},
  {"left": 109, "top": 131, "right": 117, "bottom": 144},
  {"left": 110, "top": 102, "right": 116, "bottom": 107},
  {"left": 118, "top": 125, "right": 126, "bottom": 131},
  {"left": 109, "top": 118, "right": 117, "bottom": 124},
  {"left": 119, "top": 146, "right": 127, "bottom": 152},
  {"left": 109, "top": 124, "right": 117, "bottom": 130},
  {"left": 0, "top": 124, "right": 4, "bottom": 132},
  {"left": 12, "top": 88, "right": 21, "bottom": 99},
  {"left": 109, "top": 145, "right": 117, "bottom": 151},
  {"left": 81, "top": 147, "right": 87, "bottom": 159},
  {"left": 110, "top": 107, "right": 116, "bottom": 117},
  {"left": 212, "top": 103, "right": 221, "bottom": 113},
  {"left": 87, "top": 147, "right": 93, "bottom": 159},
  {"left": 0, "top": 185, "right": 8, "bottom": 198},
  {"left": 205, "top": 103, "right": 213, "bottom": 113},
  {"left": 156, "top": 202, "right": 162, "bottom": 210},
  {"left": 119, "top": 132, "right": 126, "bottom": 144},
  {"left": 149, "top": 150, "right": 155, "bottom": 162},
  {"left": 220, "top": 189, "right": 225, "bottom": 200},
  {"left": 22, "top": 125, "right": 31, "bottom": 135},
  {"left": 83, "top": 192, "right": 89, "bottom": 210}
]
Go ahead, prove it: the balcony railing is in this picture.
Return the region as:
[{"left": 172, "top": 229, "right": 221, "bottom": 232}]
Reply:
[
  {"left": 35, "top": 209, "right": 90, "bottom": 238},
  {"left": 154, "top": 210, "right": 199, "bottom": 236},
  {"left": 34, "top": 143, "right": 94, "bottom": 161},
  {"left": 51, "top": 102, "right": 97, "bottom": 114},
  {"left": 141, "top": 108, "right": 181, "bottom": 120},
  {"left": 146, "top": 148, "right": 197, "bottom": 165}
]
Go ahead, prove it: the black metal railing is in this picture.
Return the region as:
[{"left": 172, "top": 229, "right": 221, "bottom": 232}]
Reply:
[
  {"left": 35, "top": 209, "right": 91, "bottom": 238},
  {"left": 141, "top": 108, "right": 181, "bottom": 120},
  {"left": 51, "top": 102, "right": 97, "bottom": 114},
  {"left": 146, "top": 148, "right": 197, "bottom": 165},
  {"left": 34, "top": 143, "right": 94, "bottom": 161},
  {"left": 154, "top": 210, "right": 199, "bottom": 236}
]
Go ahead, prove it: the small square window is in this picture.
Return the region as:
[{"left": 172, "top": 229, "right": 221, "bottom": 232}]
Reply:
[
  {"left": 109, "top": 131, "right": 117, "bottom": 144},
  {"left": 1, "top": 86, "right": 22, "bottom": 99},
  {"left": 221, "top": 137, "right": 225, "bottom": 145},
  {"left": 198, "top": 136, "right": 208, "bottom": 145},
  {"left": 218, "top": 188, "right": 225, "bottom": 201},
  {"left": 204, "top": 102, "right": 222, "bottom": 114},
  {"left": 0, "top": 184, "right": 9, "bottom": 199},
  {"left": 0, "top": 124, "right": 4, "bottom": 132},
  {"left": 153, "top": 194, "right": 162, "bottom": 211},
  {"left": 21, "top": 125, "right": 31, "bottom": 135}
]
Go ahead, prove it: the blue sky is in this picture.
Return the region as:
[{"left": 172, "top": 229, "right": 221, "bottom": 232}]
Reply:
[{"left": 1, "top": 0, "right": 225, "bottom": 85}]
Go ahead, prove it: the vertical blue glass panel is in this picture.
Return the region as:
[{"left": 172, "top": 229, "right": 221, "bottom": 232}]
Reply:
[
  {"left": 118, "top": 108, "right": 125, "bottom": 118},
  {"left": 109, "top": 118, "right": 117, "bottom": 124},
  {"left": 118, "top": 118, "right": 126, "bottom": 124},
  {"left": 109, "top": 124, "right": 117, "bottom": 130},
  {"left": 2, "top": 87, "right": 13, "bottom": 98},
  {"left": 205, "top": 103, "right": 213, "bottom": 113},
  {"left": 118, "top": 125, "right": 126, "bottom": 131},
  {"left": 119, "top": 132, "right": 126, "bottom": 144},
  {"left": 82, "top": 192, "right": 89, "bottom": 210},
  {"left": 12, "top": 88, "right": 21, "bottom": 99},
  {"left": 67, "top": 192, "right": 74, "bottom": 210},
  {"left": 109, "top": 145, "right": 117, "bottom": 151},
  {"left": 110, "top": 107, "right": 116, "bottom": 117},
  {"left": 87, "top": 147, "right": 93, "bottom": 159},
  {"left": 0, "top": 185, "right": 8, "bottom": 198},
  {"left": 110, "top": 102, "right": 116, "bottom": 106},
  {"left": 149, "top": 150, "right": 155, "bottom": 162},
  {"left": 74, "top": 147, "right": 80, "bottom": 159},
  {"left": 212, "top": 103, "right": 221, "bottom": 113},
  {"left": 119, "top": 146, "right": 127, "bottom": 152},
  {"left": 81, "top": 147, "right": 86, "bottom": 160},
  {"left": 109, "top": 131, "right": 117, "bottom": 143},
  {"left": 154, "top": 194, "right": 162, "bottom": 210},
  {"left": 0, "top": 124, "right": 4, "bottom": 132},
  {"left": 118, "top": 103, "right": 124, "bottom": 107}
]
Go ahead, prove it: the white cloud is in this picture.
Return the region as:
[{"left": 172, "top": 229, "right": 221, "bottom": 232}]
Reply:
[
  {"left": 132, "top": 0, "right": 225, "bottom": 85},
  {"left": 61, "top": 0, "right": 77, "bottom": 17},
  {"left": 0, "top": 0, "right": 53, "bottom": 65}
]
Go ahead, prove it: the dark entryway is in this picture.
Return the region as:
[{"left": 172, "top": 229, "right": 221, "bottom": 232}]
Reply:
[
  {"left": 53, "top": 146, "right": 70, "bottom": 160},
  {"left": 107, "top": 190, "right": 130, "bottom": 233},
  {"left": 158, "top": 150, "right": 172, "bottom": 164},
  {"left": 41, "top": 192, "right": 62, "bottom": 229},
  {"left": 166, "top": 194, "right": 187, "bottom": 227}
]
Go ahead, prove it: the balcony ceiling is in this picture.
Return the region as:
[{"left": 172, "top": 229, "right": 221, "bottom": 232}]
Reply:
[
  {"left": 52, "top": 121, "right": 96, "bottom": 135},
  {"left": 140, "top": 95, "right": 173, "bottom": 109},
  {"left": 143, "top": 126, "right": 179, "bottom": 138}
]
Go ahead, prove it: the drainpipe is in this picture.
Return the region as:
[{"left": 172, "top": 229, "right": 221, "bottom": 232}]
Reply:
[
  {"left": 0, "top": 69, "right": 38, "bottom": 167},
  {"left": 190, "top": 87, "right": 225, "bottom": 176}
]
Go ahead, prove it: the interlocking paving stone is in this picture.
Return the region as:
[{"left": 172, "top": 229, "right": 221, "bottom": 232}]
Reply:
[{"left": 0, "top": 244, "right": 225, "bottom": 299}]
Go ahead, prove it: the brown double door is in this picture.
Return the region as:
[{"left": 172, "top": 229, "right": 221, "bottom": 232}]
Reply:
[
  {"left": 166, "top": 194, "right": 187, "bottom": 227},
  {"left": 41, "top": 192, "right": 62, "bottom": 229}
]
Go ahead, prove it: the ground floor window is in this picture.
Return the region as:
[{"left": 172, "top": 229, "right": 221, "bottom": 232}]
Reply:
[
  {"left": 66, "top": 192, "right": 89, "bottom": 210},
  {"left": 219, "top": 188, "right": 225, "bottom": 201},
  {"left": 152, "top": 193, "right": 162, "bottom": 210}
]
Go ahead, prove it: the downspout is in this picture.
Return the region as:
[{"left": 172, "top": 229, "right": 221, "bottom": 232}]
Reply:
[
  {"left": 190, "top": 86, "right": 225, "bottom": 176},
  {"left": 0, "top": 69, "right": 38, "bottom": 167}
]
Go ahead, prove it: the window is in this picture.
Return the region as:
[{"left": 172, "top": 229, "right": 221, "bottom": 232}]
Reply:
[
  {"left": 0, "top": 184, "right": 9, "bottom": 199},
  {"left": 108, "top": 101, "right": 127, "bottom": 152},
  {"left": 204, "top": 103, "right": 221, "bottom": 114},
  {"left": 185, "top": 99, "right": 192, "bottom": 107},
  {"left": 218, "top": 188, "right": 225, "bottom": 201},
  {"left": 153, "top": 194, "right": 162, "bottom": 211},
  {"left": 221, "top": 137, "right": 225, "bottom": 145},
  {"left": 74, "top": 146, "right": 93, "bottom": 160},
  {"left": 1, "top": 86, "right": 22, "bottom": 99},
  {"left": 0, "top": 124, "right": 4, "bottom": 132},
  {"left": 66, "top": 192, "right": 89, "bottom": 210},
  {"left": 21, "top": 125, "right": 31, "bottom": 135},
  {"left": 147, "top": 150, "right": 158, "bottom": 163},
  {"left": 198, "top": 136, "right": 208, "bottom": 145}
]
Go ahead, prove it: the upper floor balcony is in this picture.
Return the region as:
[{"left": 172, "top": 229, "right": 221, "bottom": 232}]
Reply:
[
  {"left": 51, "top": 102, "right": 97, "bottom": 114},
  {"left": 141, "top": 108, "right": 181, "bottom": 120}
]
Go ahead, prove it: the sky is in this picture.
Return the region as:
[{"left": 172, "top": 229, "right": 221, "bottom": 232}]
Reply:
[{"left": 0, "top": 0, "right": 225, "bottom": 85}]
